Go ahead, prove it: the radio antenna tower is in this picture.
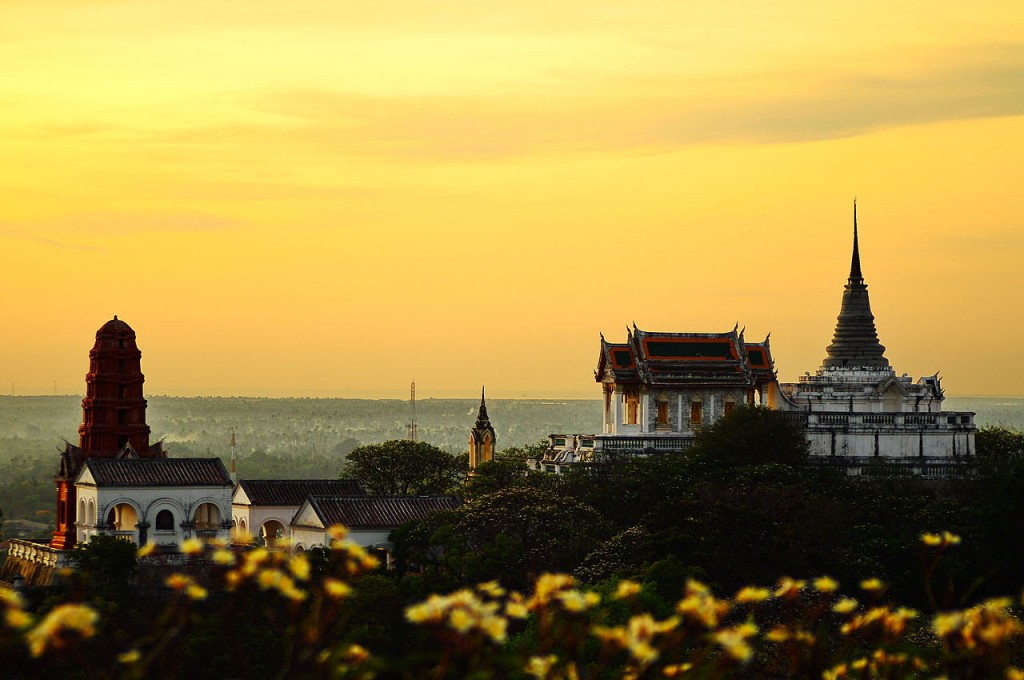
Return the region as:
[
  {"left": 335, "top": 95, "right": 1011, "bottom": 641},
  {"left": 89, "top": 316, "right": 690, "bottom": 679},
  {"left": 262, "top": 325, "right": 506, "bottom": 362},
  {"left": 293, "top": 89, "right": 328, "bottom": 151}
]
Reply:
[
  {"left": 407, "top": 380, "right": 418, "bottom": 442},
  {"left": 229, "top": 428, "right": 238, "bottom": 483}
]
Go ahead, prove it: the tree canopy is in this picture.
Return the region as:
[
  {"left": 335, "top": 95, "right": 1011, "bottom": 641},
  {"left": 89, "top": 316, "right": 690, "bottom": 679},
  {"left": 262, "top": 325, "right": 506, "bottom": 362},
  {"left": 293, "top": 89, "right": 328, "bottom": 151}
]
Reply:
[
  {"left": 691, "top": 405, "right": 810, "bottom": 466},
  {"left": 341, "top": 440, "right": 467, "bottom": 496}
]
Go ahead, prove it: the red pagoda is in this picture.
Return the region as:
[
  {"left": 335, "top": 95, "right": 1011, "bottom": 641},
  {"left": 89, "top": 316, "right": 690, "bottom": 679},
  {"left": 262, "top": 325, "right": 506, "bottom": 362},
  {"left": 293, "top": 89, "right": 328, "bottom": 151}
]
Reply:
[{"left": 50, "top": 317, "right": 166, "bottom": 549}]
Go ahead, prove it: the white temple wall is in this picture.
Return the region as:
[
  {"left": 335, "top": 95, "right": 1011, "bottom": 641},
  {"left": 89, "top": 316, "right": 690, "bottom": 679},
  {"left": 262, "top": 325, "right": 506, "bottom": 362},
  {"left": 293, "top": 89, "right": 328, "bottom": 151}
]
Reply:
[{"left": 807, "top": 429, "right": 975, "bottom": 459}]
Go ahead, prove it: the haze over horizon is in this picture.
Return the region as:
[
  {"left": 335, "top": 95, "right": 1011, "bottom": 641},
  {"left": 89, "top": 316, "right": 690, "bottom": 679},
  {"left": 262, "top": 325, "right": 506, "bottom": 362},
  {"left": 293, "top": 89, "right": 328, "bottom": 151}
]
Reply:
[{"left": 2, "top": 2, "right": 1022, "bottom": 399}]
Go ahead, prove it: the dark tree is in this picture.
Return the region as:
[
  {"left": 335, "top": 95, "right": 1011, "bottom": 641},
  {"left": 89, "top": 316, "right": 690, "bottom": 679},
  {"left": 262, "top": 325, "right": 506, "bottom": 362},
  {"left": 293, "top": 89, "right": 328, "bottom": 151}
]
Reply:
[
  {"left": 691, "top": 405, "right": 809, "bottom": 466},
  {"left": 341, "top": 440, "right": 467, "bottom": 495},
  {"left": 67, "top": 533, "right": 139, "bottom": 590}
]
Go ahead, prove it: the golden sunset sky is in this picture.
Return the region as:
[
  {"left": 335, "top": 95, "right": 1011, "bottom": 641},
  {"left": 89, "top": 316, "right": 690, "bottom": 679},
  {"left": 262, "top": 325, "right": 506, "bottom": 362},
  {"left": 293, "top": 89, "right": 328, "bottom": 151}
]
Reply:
[{"left": 1, "top": 1, "right": 1022, "bottom": 398}]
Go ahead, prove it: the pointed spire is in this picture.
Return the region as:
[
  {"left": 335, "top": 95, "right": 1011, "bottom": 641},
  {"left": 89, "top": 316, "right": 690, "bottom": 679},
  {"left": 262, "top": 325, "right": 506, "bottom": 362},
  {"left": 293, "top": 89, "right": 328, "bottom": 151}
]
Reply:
[
  {"left": 477, "top": 385, "right": 489, "bottom": 422},
  {"left": 822, "top": 202, "right": 888, "bottom": 369},
  {"left": 850, "top": 199, "right": 863, "bottom": 281}
]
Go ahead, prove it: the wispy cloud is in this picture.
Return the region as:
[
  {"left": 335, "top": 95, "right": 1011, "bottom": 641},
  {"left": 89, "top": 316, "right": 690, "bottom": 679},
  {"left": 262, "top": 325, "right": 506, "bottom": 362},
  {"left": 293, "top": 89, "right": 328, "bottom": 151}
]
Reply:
[{"left": 142, "top": 42, "right": 1024, "bottom": 163}]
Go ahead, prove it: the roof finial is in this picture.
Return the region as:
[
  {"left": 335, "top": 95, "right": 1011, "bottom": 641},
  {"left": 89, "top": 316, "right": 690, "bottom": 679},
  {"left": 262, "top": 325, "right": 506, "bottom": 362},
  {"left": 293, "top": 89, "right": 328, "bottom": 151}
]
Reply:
[
  {"left": 850, "top": 199, "right": 863, "bottom": 281},
  {"left": 476, "top": 386, "right": 490, "bottom": 421}
]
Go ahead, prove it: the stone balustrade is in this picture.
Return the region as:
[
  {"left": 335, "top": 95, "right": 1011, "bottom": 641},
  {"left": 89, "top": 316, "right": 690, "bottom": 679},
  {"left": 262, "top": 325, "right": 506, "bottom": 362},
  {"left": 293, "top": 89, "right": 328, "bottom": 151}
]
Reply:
[{"left": 7, "top": 539, "right": 69, "bottom": 569}]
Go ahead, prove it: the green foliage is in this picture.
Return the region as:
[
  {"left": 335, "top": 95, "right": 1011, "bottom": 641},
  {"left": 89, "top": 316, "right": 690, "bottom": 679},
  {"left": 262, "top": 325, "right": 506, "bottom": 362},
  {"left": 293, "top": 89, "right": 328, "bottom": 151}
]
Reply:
[
  {"left": 67, "top": 534, "right": 138, "bottom": 591},
  {"left": 976, "top": 425, "right": 1024, "bottom": 462},
  {"left": 691, "top": 405, "right": 810, "bottom": 466},
  {"left": 464, "top": 458, "right": 530, "bottom": 498},
  {"left": 342, "top": 440, "right": 467, "bottom": 495}
]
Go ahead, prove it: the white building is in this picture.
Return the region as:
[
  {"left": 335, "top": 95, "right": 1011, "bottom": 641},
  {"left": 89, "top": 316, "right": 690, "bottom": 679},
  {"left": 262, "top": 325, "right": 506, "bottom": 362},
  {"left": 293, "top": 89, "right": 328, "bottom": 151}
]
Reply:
[
  {"left": 780, "top": 204, "right": 976, "bottom": 465},
  {"left": 290, "top": 495, "right": 461, "bottom": 557},
  {"left": 231, "top": 479, "right": 365, "bottom": 547},
  {"left": 74, "top": 457, "right": 234, "bottom": 548}
]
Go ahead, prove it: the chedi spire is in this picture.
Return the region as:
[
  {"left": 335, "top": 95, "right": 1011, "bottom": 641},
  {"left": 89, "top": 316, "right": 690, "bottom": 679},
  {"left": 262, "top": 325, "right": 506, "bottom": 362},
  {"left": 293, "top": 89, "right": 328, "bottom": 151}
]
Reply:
[{"left": 822, "top": 202, "right": 889, "bottom": 369}]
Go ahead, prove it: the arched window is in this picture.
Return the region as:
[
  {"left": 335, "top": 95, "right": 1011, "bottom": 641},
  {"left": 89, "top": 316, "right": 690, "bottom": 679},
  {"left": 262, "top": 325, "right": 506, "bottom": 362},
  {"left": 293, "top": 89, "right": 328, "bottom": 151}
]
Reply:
[
  {"left": 155, "top": 509, "right": 174, "bottom": 532},
  {"left": 193, "top": 503, "right": 222, "bottom": 531}
]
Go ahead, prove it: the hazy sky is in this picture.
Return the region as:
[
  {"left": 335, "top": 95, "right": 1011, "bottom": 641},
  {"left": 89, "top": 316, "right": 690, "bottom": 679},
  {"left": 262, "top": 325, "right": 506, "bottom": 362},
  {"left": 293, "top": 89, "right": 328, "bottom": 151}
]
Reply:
[{"left": 2, "top": 1, "right": 1022, "bottom": 398}]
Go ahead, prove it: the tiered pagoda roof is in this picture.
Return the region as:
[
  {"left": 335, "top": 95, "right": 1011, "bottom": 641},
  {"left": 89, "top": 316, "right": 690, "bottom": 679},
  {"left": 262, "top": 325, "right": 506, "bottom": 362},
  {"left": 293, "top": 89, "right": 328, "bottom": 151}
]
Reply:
[
  {"left": 822, "top": 202, "right": 889, "bottom": 369},
  {"left": 596, "top": 324, "right": 775, "bottom": 388}
]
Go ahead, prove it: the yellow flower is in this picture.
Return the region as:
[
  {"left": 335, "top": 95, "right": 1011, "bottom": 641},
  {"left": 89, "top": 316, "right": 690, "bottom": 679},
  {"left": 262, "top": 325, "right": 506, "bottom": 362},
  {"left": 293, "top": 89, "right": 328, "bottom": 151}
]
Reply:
[
  {"left": 773, "top": 577, "right": 806, "bottom": 599},
  {"left": 447, "top": 607, "right": 474, "bottom": 633},
  {"left": 921, "top": 532, "right": 961, "bottom": 547},
  {"left": 530, "top": 573, "right": 576, "bottom": 608},
  {"left": 25, "top": 604, "right": 99, "bottom": 658},
  {"left": 833, "top": 597, "right": 859, "bottom": 614},
  {"left": 186, "top": 585, "right": 209, "bottom": 601},
  {"left": 288, "top": 554, "right": 311, "bottom": 581},
  {"left": 813, "top": 576, "right": 839, "bottom": 593},
  {"left": 506, "top": 600, "right": 529, "bottom": 619},
  {"left": 5, "top": 609, "right": 32, "bottom": 629},
  {"left": 734, "top": 586, "right": 771, "bottom": 603},
  {"left": 180, "top": 538, "right": 204, "bottom": 555},
  {"left": 324, "top": 578, "right": 352, "bottom": 600},
  {"left": 225, "top": 570, "right": 242, "bottom": 590},
  {"left": 327, "top": 524, "right": 348, "bottom": 541},
  {"left": 477, "top": 580, "right": 506, "bottom": 598},
  {"left": 344, "top": 643, "right": 370, "bottom": 664},
  {"left": 860, "top": 578, "right": 885, "bottom": 592},
  {"left": 614, "top": 580, "right": 642, "bottom": 600},
  {"left": 480, "top": 614, "right": 508, "bottom": 643},
  {"left": 136, "top": 543, "right": 156, "bottom": 558},
  {"left": 557, "top": 589, "right": 600, "bottom": 613},
  {"left": 1007, "top": 668, "right": 1024, "bottom": 680},
  {"left": 822, "top": 662, "right": 848, "bottom": 679},
  {"left": 212, "top": 549, "right": 235, "bottom": 566},
  {"left": 117, "top": 649, "right": 142, "bottom": 664},
  {"left": 165, "top": 573, "right": 207, "bottom": 600},
  {"left": 0, "top": 586, "right": 25, "bottom": 609},
  {"left": 677, "top": 579, "right": 729, "bottom": 627},
  {"left": 663, "top": 663, "right": 692, "bottom": 677},
  {"left": 713, "top": 622, "right": 758, "bottom": 662},
  {"left": 525, "top": 654, "right": 559, "bottom": 679},
  {"left": 165, "top": 573, "right": 192, "bottom": 590}
]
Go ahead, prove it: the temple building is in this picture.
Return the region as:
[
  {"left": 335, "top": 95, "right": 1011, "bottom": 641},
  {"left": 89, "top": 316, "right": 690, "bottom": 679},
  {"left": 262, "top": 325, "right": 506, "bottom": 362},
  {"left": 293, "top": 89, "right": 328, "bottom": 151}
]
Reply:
[
  {"left": 2, "top": 318, "right": 234, "bottom": 586},
  {"left": 468, "top": 387, "right": 496, "bottom": 470},
  {"left": 51, "top": 316, "right": 168, "bottom": 549},
  {"left": 537, "top": 204, "right": 975, "bottom": 474},
  {"left": 780, "top": 203, "right": 976, "bottom": 464},
  {"left": 536, "top": 325, "right": 783, "bottom": 471}
]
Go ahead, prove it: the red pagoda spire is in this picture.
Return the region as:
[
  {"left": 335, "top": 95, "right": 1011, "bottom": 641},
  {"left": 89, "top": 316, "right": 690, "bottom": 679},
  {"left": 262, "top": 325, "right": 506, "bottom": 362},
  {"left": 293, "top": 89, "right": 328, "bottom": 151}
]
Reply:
[
  {"left": 51, "top": 317, "right": 164, "bottom": 549},
  {"left": 78, "top": 316, "right": 152, "bottom": 455}
]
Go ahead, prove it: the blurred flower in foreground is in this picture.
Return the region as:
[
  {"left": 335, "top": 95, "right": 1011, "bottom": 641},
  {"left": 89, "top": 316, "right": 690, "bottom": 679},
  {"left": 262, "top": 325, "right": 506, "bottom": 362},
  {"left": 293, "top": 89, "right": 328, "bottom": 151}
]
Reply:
[{"left": 25, "top": 604, "right": 99, "bottom": 658}]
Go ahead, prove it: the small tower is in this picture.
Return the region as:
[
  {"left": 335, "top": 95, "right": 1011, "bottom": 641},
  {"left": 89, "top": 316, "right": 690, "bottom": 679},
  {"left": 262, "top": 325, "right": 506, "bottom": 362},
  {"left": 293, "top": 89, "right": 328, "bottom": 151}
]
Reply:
[{"left": 469, "top": 386, "right": 496, "bottom": 470}]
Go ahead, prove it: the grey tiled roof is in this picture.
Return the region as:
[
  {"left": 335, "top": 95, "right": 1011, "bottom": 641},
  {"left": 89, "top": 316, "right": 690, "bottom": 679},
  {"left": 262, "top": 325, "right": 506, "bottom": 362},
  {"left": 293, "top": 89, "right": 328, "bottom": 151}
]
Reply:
[
  {"left": 237, "top": 479, "right": 366, "bottom": 506},
  {"left": 301, "top": 495, "right": 461, "bottom": 530},
  {"left": 84, "top": 458, "right": 232, "bottom": 487}
]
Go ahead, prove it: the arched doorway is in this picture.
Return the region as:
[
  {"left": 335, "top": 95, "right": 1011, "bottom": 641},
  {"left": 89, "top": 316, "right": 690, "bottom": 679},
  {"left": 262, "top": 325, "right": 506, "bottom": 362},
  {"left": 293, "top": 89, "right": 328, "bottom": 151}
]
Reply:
[
  {"left": 259, "top": 520, "right": 287, "bottom": 549},
  {"left": 193, "top": 503, "right": 222, "bottom": 540},
  {"left": 106, "top": 503, "right": 139, "bottom": 543}
]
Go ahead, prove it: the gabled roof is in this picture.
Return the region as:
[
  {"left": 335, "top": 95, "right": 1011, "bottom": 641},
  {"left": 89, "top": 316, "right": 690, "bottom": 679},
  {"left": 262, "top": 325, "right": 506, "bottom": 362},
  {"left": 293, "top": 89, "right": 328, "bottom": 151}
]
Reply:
[
  {"left": 597, "top": 324, "right": 776, "bottom": 387},
  {"left": 78, "top": 458, "right": 232, "bottom": 487},
  {"left": 234, "top": 479, "right": 366, "bottom": 507},
  {"left": 293, "top": 495, "right": 461, "bottom": 530}
]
